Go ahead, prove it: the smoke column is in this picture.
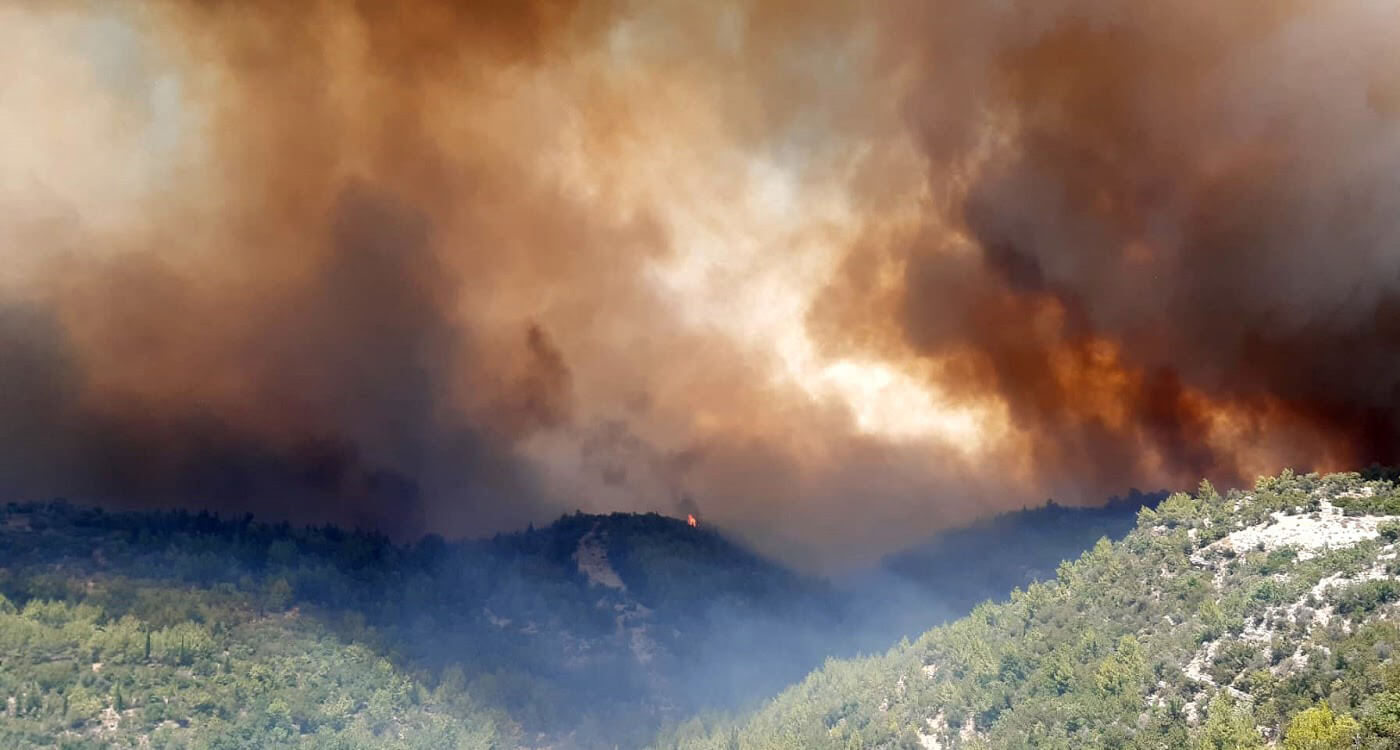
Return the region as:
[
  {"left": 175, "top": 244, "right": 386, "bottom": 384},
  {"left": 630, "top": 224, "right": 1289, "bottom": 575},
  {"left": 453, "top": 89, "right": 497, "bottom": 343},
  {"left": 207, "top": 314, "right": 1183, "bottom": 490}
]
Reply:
[{"left": 2, "top": 0, "right": 1398, "bottom": 567}]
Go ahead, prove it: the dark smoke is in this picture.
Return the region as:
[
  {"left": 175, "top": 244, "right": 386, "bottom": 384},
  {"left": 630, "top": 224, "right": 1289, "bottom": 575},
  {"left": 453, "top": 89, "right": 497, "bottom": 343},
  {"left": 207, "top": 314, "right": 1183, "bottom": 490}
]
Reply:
[
  {"left": 0, "top": 0, "right": 650, "bottom": 540},
  {"left": 819, "top": 0, "right": 1400, "bottom": 500},
  {"left": 0, "top": 185, "right": 555, "bottom": 535},
  {"left": 5, "top": 0, "right": 1400, "bottom": 566}
]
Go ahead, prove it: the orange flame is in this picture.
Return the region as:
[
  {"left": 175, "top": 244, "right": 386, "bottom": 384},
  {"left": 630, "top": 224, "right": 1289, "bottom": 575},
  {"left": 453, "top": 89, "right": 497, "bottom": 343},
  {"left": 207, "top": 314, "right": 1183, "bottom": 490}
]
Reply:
[{"left": 687, "top": 514, "right": 697, "bottom": 527}]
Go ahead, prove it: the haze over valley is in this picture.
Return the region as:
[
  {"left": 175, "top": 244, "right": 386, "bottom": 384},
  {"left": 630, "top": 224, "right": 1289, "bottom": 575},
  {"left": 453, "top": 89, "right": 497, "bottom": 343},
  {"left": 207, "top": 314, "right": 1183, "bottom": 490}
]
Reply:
[{"left": 5, "top": 1, "right": 1400, "bottom": 747}]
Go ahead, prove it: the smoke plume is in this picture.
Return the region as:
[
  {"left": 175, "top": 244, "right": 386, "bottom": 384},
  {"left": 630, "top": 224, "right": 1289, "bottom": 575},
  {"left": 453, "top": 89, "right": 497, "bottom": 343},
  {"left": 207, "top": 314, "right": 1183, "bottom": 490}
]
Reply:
[
  {"left": 3, "top": 0, "right": 1399, "bottom": 567},
  {"left": 816, "top": 0, "right": 1400, "bottom": 504}
]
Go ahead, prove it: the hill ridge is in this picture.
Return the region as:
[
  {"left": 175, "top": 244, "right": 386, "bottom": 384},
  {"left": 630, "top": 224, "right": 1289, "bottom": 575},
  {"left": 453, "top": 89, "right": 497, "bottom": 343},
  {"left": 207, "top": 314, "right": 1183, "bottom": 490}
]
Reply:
[{"left": 660, "top": 470, "right": 1400, "bottom": 749}]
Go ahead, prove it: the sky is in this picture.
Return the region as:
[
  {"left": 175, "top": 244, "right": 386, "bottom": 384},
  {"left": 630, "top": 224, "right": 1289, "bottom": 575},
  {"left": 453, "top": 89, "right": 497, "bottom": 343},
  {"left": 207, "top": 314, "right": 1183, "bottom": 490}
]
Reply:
[{"left": 3, "top": 0, "right": 1400, "bottom": 569}]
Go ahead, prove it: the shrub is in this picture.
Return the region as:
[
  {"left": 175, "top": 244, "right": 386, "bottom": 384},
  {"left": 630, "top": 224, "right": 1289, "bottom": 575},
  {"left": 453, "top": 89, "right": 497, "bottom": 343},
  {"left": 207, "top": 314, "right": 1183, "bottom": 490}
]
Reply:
[{"left": 1379, "top": 520, "right": 1400, "bottom": 542}]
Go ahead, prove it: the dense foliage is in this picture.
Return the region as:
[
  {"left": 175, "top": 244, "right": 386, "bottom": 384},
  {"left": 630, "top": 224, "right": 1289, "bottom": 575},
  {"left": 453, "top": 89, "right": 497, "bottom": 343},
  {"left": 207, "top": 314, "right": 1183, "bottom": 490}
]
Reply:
[
  {"left": 0, "top": 504, "right": 845, "bottom": 748},
  {"left": 0, "top": 480, "right": 1267, "bottom": 749},
  {"left": 661, "top": 471, "right": 1400, "bottom": 749},
  {"left": 0, "top": 572, "right": 510, "bottom": 749}
]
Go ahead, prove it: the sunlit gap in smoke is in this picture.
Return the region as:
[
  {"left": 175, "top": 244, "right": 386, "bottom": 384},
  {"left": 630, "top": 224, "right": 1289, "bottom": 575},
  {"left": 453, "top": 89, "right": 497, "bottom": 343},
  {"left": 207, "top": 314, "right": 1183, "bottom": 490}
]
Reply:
[{"left": 640, "top": 149, "right": 991, "bottom": 450}]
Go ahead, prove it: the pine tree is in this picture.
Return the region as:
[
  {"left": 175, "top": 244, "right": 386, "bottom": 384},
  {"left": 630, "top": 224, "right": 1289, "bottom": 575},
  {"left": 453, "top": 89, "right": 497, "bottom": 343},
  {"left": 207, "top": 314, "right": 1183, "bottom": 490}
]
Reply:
[{"left": 1195, "top": 692, "right": 1264, "bottom": 750}]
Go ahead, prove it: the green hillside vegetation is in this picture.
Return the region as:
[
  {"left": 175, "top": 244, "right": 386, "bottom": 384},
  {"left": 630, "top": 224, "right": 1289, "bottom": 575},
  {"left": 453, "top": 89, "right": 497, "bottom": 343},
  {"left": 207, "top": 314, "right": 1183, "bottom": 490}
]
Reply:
[
  {"left": 0, "top": 585, "right": 508, "bottom": 749},
  {"left": 660, "top": 470, "right": 1400, "bottom": 749},
  {"left": 12, "top": 472, "right": 1388, "bottom": 749},
  {"left": 0, "top": 503, "right": 845, "bottom": 749}
]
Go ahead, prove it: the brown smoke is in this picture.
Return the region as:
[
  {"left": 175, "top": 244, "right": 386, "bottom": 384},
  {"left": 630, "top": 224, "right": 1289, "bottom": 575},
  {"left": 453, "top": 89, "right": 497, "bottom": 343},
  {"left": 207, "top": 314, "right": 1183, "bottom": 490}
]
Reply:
[
  {"left": 3, "top": 0, "right": 1399, "bottom": 568},
  {"left": 813, "top": 0, "right": 1400, "bottom": 504},
  {"left": 0, "top": 0, "right": 646, "bottom": 535}
]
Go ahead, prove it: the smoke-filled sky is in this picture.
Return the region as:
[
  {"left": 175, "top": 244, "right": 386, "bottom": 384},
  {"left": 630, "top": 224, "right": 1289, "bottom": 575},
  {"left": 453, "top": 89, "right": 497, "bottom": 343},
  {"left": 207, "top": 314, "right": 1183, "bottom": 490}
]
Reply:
[{"left": 3, "top": 0, "right": 1399, "bottom": 569}]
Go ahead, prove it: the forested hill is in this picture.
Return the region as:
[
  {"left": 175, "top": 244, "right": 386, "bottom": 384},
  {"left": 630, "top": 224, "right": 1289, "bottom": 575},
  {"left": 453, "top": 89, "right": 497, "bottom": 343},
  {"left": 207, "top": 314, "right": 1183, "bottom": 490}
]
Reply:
[
  {"left": 661, "top": 470, "right": 1400, "bottom": 749},
  {"left": 879, "top": 490, "right": 1165, "bottom": 623},
  {"left": 0, "top": 503, "right": 845, "bottom": 749},
  {"left": 0, "top": 490, "right": 1198, "bottom": 749}
]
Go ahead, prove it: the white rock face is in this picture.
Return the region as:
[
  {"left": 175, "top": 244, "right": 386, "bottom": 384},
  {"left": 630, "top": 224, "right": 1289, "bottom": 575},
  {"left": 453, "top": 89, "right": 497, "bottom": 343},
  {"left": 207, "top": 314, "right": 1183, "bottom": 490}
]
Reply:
[
  {"left": 574, "top": 525, "right": 627, "bottom": 591},
  {"left": 1176, "top": 489, "right": 1400, "bottom": 704},
  {"left": 1199, "top": 501, "right": 1391, "bottom": 562},
  {"left": 918, "top": 712, "right": 976, "bottom": 750}
]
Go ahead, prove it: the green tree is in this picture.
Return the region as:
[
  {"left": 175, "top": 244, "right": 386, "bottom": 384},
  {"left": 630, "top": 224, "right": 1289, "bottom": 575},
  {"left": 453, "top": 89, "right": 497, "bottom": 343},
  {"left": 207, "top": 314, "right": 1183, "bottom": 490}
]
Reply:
[
  {"left": 264, "top": 577, "right": 293, "bottom": 613},
  {"left": 1195, "top": 693, "right": 1263, "bottom": 750},
  {"left": 1284, "top": 704, "right": 1360, "bottom": 750},
  {"left": 1363, "top": 691, "right": 1400, "bottom": 746}
]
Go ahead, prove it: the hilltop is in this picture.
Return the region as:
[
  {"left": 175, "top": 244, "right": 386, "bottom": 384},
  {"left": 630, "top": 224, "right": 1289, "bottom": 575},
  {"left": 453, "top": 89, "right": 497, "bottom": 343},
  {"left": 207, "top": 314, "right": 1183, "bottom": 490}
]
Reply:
[
  {"left": 0, "top": 489, "right": 1214, "bottom": 749},
  {"left": 0, "top": 504, "right": 843, "bottom": 749},
  {"left": 880, "top": 490, "right": 1164, "bottom": 622},
  {"left": 661, "top": 470, "right": 1400, "bottom": 749}
]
